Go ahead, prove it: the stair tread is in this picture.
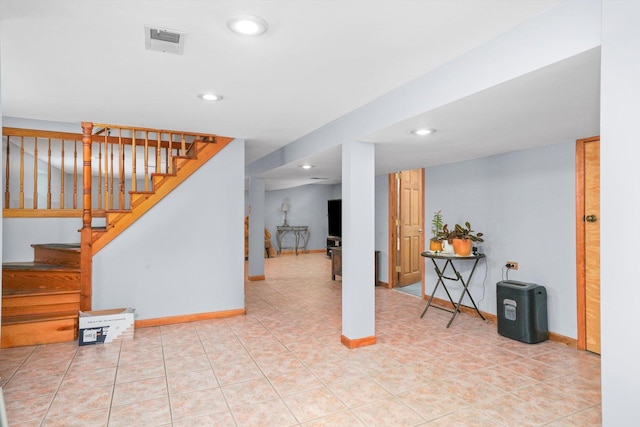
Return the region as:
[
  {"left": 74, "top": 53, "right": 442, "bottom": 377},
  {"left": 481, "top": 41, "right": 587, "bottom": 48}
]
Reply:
[
  {"left": 2, "top": 310, "right": 79, "bottom": 325},
  {"left": 2, "top": 262, "right": 81, "bottom": 272},
  {"left": 3, "top": 288, "right": 81, "bottom": 297},
  {"left": 31, "top": 243, "right": 80, "bottom": 252}
]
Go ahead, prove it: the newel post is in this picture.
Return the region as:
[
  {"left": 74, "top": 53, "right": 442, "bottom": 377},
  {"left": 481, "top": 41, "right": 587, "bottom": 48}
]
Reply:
[{"left": 80, "top": 121, "right": 93, "bottom": 311}]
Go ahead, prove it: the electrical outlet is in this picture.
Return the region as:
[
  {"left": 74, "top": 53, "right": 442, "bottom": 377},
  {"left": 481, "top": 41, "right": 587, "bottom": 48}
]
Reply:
[{"left": 506, "top": 261, "right": 519, "bottom": 270}]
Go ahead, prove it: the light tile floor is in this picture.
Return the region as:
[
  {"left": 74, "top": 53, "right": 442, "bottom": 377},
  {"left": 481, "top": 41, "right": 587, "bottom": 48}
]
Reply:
[{"left": 0, "top": 253, "right": 601, "bottom": 426}]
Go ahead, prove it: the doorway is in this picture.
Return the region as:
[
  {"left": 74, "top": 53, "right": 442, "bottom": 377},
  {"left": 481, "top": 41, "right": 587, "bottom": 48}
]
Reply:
[
  {"left": 388, "top": 168, "right": 425, "bottom": 288},
  {"left": 576, "top": 136, "right": 600, "bottom": 354}
]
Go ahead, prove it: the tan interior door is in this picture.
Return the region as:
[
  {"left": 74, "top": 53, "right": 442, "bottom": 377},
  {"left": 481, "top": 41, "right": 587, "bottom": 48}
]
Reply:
[
  {"left": 398, "top": 169, "right": 424, "bottom": 286},
  {"left": 584, "top": 139, "right": 600, "bottom": 354}
]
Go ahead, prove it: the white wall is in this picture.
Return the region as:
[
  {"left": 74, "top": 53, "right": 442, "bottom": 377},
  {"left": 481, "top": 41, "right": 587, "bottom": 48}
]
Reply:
[
  {"left": 3, "top": 117, "right": 80, "bottom": 133},
  {"left": 600, "top": 0, "right": 640, "bottom": 423},
  {"left": 243, "top": 183, "right": 345, "bottom": 254},
  {"left": 261, "top": 184, "right": 336, "bottom": 251},
  {"left": 329, "top": 183, "right": 342, "bottom": 200},
  {"left": 424, "top": 142, "right": 577, "bottom": 338},
  {"left": 92, "top": 139, "right": 245, "bottom": 320},
  {"left": 3, "top": 217, "right": 81, "bottom": 261}
]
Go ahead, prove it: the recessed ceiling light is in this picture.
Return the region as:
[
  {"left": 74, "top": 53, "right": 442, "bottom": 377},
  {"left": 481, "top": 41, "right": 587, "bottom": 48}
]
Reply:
[
  {"left": 198, "top": 93, "right": 223, "bottom": 101},
  {"left": 412, "top": 128, "right": 437, "bottom": 136},
  {"left": 226, "top": 15, "right": 268, "bottom": 36},
  {"left": 300, "top": 164, "right": 314, "bottom": 169}
]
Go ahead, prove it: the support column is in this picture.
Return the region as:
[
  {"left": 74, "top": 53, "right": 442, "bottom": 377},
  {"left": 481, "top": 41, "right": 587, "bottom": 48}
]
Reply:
[
  {"left": 247, "top": 177, "right": 266, "bottom": 281},
  {"left": 341, "top": 140, "right": 376, "bottom": 348},
  {"left": 601, "top": 0, "right": 640, "bottom": 423}
]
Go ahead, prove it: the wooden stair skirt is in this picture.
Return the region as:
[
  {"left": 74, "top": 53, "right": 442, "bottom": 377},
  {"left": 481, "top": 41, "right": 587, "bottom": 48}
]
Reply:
[{"left": 2, "top": 244, "right": 81, "bottom": 348}]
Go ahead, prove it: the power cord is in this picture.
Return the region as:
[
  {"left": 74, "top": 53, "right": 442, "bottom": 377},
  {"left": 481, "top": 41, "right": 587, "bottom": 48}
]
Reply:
[
  {"left": 502, "top": 264, "right": 513, "bottom": 281},
  {"left": 476, "top": 257, "right": 489, "bottom": 305}
]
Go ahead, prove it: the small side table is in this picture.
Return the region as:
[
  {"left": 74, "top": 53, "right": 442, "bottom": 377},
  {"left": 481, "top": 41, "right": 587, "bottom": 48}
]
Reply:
[{"left": 420, "top": 252, "right": 486, "bottom": 327}]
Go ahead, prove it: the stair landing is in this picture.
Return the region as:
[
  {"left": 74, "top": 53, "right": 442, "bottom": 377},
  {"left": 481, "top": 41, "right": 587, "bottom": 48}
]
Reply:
[{"left": 2, "top": 243, "right": 82, "bottom": 348}]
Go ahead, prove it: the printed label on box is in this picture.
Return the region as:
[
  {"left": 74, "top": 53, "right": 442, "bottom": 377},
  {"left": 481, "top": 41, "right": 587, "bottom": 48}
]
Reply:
[
  {"left": 83, "top": 328, "right": 99, "bottom": 343},
  {"left": 79, "top": 308, "right": 135, "bottom": 346}
]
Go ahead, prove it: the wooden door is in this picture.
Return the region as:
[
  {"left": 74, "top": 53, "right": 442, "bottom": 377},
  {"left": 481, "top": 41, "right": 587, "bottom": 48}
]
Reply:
[
  {"left": 576, "top": 136, "right": 600, "bottom": 354},
  {"left": 398, "top": 169, "right": 424, "bottom": 286}
]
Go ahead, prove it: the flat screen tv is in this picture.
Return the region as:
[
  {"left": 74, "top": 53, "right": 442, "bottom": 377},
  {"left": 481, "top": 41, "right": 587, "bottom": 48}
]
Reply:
[{"left": 328, "top": 199, "right": 342, "bottom": 237}]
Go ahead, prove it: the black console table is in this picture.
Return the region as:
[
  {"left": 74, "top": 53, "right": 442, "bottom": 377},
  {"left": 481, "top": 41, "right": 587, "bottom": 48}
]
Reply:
[{"left": 420, "top": 252, "right": 486, "bottom": 327}]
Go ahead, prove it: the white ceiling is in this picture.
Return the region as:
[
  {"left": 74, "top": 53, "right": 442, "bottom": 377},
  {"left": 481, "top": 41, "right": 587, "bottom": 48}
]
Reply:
[
  {"left": 1, "top": 0, "right": 600, "bottom": 190},
  {"left": 368, "top": 47, "right": 601, "bottom": 173}
]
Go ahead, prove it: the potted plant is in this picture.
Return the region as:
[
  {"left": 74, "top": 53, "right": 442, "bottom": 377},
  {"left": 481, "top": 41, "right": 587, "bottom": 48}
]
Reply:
[
  {"left": 437, "top": 223, "right": 455, "bottom": 253},
  {"left": 450, "top": 222, "right": 484, "bottom": 256},
  {"left": 429, "top": 210, "right": 444, "bottom": 251}
]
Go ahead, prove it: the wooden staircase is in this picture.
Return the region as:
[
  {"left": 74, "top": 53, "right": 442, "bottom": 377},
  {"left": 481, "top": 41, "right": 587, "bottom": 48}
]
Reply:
[
  {"left": 2, "top": 126, "right": 234, "bottom": 348},
  {"left": 2, "top": 244, "right": 81, "bottom": 348},
  {"left": 89, "top": 136, "right": 233, "bottom": 254}
]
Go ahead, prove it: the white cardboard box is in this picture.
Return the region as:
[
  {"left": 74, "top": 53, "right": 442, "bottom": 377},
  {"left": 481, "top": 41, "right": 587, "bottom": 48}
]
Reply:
[{"left": 78, "top": 308, "right": 135, "bottom": 346}]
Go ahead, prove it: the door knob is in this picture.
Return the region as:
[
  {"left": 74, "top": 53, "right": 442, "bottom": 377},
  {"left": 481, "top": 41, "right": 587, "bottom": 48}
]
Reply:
[{"left": 584, "top": 215, "right": 598, "bottom": 222}]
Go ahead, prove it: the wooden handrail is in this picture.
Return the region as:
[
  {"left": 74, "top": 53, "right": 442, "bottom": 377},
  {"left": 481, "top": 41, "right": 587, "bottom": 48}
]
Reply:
[
  {"left": 2, "top": 124, "right": 218, "bottom": 216},
  {"left": 3, "top": 127, "right": 86, "bottom": 140},
  {"left": 92, "top": 122, "right": 213, "bottom": 138},
  {"left": 3, "top": 127, "right": 196, "bottom": 149}
]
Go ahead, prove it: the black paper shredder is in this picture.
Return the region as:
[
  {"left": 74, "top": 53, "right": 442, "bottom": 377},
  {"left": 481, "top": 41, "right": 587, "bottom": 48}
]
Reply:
[{"left": 496, "top": 280, "right": 548, "bottom": 344}]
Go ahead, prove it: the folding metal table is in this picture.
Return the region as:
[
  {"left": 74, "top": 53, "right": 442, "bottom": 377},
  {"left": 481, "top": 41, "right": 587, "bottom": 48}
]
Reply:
[{"left": 420, "top": 252, "right": 486, "bottom": 327}]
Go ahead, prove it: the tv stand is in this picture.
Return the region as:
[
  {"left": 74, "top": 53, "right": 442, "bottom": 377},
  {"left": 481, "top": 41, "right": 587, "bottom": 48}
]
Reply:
[
  {"left": 326, "top": 236, "right": 341, "bottom": 257},
  {"left": 331, "top": 247, "right": 380, "bottom": 286}
]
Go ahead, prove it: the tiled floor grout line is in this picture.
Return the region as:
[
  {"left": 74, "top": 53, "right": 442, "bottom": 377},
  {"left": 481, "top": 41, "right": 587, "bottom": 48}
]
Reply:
[
  {"left": 254, "top": 287, "right": 420, "bottom": 426},
  {"left": 0, "top": 253, "right": 601, "bottom": 426},
  {"left": 247, "top": 288, "right": 348, "bottom": 426},
  {"left": 39, "top": 345, "right": 80, "bottom": 426},
  {"left": 108, "top": 342, "right": 123, "bottom": 426},
  {"left": 244, "top": 345, "right": 301, "bottom": 425},
  {"left": 222, "top": 329, "right": 247, "bottom": 426},
  {"left": 160, "top": 339, "right": 175, "bottom": 427},
  {"left": 1, "top": 346, "right": 35, "bottom": 387}
]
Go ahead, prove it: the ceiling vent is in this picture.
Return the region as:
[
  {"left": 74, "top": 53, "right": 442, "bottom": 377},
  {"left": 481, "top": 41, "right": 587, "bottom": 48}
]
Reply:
[{"left": 145, "top": 26, "right": 185, "bottom": 55}]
